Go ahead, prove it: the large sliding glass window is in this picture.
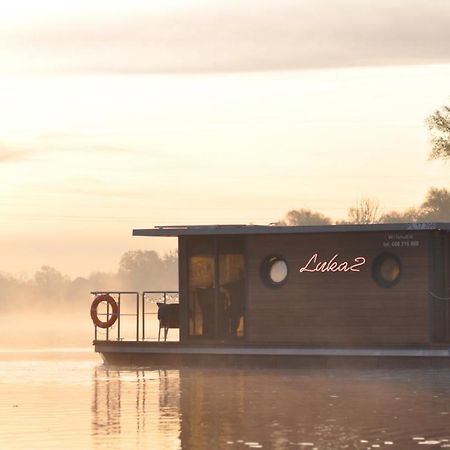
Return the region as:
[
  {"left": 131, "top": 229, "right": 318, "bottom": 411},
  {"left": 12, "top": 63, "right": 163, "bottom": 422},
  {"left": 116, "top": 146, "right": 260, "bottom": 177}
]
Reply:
[
  {"left": 188, "top": 239, "right": 215, "bottom": 338},
  {"left": 218, "top": 239, "right": 245, "bottom": 339},
  {"left": 187, "top": 237, "right": 245, "bottom": 341}
]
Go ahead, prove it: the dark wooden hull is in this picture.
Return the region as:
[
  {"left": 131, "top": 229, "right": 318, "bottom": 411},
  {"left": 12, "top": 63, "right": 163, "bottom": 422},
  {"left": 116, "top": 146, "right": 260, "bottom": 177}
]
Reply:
[{"left": 95, "top": 341, "right": 450, "bottom": 369}]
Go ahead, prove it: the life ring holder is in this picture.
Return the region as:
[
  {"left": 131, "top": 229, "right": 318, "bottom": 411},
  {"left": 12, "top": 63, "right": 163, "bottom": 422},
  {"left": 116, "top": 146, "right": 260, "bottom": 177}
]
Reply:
[{"left": 90, "top": 294, "right": 119, "bottom": 329}]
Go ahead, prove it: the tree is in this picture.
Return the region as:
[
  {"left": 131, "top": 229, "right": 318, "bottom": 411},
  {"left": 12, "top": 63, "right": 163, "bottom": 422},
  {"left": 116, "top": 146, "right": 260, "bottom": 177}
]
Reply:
[
  {"left": 118, "top": 250, "right": 178, "bottom": 291},
  {"left": 380, "top": 208, "right": 421, "bottom": 224},
  {"left": 277, "top": 208, "right": 332, "bottom": 226},
  {"left": 343, "top": 198, "right": 380, "bottom": 224},
  {"left": 379, "top": 188, "right": 450, "bottom": 223},
  {"left": 420, "top": 187, "right": 450, "bottom": 221},
  {"left": 0, "top": 273, "right": 26, "bottom": 312},
  {"left": 427, "top": 104, "right": 450, "bottom": 160},
  {"left": 34, "top": 266, "right": 69, "bottom": 303}
]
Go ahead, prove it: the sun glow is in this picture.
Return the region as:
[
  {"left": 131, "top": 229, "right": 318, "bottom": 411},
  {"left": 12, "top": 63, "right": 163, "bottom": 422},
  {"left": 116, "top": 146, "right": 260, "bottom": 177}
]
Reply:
[{"left": 1, "top": 1, "right": 450, "bottom": 276}]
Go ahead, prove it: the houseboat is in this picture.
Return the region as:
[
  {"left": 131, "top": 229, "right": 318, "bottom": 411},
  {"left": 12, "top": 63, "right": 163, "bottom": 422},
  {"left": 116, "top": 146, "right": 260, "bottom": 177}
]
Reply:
[{"left": 91, "top": 223, "right": 450, "bottom": 366}]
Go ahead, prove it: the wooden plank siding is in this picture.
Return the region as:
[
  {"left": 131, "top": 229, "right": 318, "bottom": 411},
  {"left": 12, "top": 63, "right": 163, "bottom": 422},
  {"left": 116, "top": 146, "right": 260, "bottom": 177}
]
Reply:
[
  {"left": 246, "top": 231, "right": 430, "bottom": 345},
  {"left": 178, "top": 236, "right": 189, "bottom": 342}
]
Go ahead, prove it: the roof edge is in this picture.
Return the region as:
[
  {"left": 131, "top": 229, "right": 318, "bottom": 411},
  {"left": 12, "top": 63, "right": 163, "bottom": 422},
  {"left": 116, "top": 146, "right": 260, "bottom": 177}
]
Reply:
[{"left": 132, "top": 222, "right": 450, "bottom": 237}]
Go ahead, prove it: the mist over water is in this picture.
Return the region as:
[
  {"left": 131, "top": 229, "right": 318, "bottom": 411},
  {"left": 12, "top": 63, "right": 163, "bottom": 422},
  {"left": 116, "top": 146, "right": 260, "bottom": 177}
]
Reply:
[
  {"left": 2, "top": 313, "right": 92, "bottom": 349},
  {"left": 0, "top": 248, "right": 178, "bottom": 348},
  {"left": 1, "top": 349, "right": 449, "bottom": 450},
  {"left": 2, "top": 305, "right": 168, "bottom": 349}
]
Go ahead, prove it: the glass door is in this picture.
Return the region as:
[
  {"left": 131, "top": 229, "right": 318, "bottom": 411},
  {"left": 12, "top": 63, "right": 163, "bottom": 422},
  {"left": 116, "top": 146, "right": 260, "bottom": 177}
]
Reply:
[
  {"left": 187, "top": 238, "right": 215, "bottom": 339},
  {"left": 187, "top": 236, "right": 245, "bottom": 341},
  {"left": 218, "top": 237, "right": 245, "bottom": 340}
]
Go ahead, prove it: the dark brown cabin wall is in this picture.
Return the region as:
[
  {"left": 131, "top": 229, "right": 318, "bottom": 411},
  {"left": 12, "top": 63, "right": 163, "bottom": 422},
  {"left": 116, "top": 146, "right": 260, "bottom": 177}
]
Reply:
[
  {"left": 178, "top": 236, "right": 189, "bottom": 342},
  {"left": 246, "top": 231, "right": 430, "bottom": 345}
]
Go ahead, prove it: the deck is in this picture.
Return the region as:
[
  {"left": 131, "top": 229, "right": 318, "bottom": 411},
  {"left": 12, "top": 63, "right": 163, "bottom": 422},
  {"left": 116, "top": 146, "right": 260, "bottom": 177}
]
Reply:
[
  {"left": 90, "top": 290, "right": 450, "bottom": 367},
  {"left": 94, "top": 340, "right": 450, "bottom": 368}
]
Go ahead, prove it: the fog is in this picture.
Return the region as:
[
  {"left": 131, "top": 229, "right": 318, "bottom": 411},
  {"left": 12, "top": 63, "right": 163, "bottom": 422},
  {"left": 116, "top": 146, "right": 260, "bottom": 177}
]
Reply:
[{"left": 0, "top": 249, "right": 178, "bottom": 348}]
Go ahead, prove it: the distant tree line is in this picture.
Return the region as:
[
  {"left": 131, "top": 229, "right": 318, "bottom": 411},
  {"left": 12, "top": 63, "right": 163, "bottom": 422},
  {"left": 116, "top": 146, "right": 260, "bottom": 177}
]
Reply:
[
  {"left": 0, "top": 250, "right": 178, "bottom": 313},
  {"left": 277, "top": 187, "right": 450, "bottom": 226}
]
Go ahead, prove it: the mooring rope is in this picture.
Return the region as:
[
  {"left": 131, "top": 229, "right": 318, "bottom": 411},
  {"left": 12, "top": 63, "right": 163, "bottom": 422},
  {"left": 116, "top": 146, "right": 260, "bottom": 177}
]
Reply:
[{"left": 428, "top": 291, "right": 450, "bottom": 301}]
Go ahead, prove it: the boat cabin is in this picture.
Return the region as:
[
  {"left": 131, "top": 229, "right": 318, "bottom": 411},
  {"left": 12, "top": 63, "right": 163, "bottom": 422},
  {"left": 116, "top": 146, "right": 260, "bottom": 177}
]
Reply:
[{"left": 92, "top": 223, "right": 450, "bottom": 364}]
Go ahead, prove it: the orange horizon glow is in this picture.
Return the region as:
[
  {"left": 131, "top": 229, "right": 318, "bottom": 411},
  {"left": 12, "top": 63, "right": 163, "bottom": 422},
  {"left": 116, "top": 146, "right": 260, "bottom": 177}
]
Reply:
[{"left": 1, "top": 1, "right": 449, "bottom": 277}]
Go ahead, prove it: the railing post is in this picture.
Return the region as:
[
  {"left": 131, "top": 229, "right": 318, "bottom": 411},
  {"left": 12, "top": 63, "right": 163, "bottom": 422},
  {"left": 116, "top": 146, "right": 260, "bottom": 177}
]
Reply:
[
  {"left": 93, "top": 293, "right": 98, "bottom": 341},
  {"left": 136, "top": 292, "right": 140, "bottom": 342},
  {"left": 117, "top": 293, "right": 121, "bottom": 341},
  {"left": 106, "top": 294, "right": 110, "bottom": 341},
  {"left": 142, "top": 292, "right": 146, "bottom": 341}
]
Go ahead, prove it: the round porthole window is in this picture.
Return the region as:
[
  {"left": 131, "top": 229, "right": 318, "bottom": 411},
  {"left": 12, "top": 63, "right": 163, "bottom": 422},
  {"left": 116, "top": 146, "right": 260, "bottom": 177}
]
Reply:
[
  {"left": 261, "top": 255, "right": 288, "bottom": 288},
  {"left": 372, "top": 253, "right": 402, "bottom": 288}
]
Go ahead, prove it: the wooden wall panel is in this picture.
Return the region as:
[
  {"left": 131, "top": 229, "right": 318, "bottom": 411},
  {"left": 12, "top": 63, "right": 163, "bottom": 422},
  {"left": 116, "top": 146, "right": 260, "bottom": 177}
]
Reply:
[
  {"left": 246, "top": 231, "right": 430, "bottom": 345},
  {"left": 428, "top": 231, "right": 447, "bottom": 342}
]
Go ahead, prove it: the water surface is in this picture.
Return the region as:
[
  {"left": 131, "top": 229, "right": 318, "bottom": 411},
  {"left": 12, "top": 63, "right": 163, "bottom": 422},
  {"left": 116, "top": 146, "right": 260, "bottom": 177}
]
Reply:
[{"left": 1, "top": 350, "right": 449, "bottom": 449}]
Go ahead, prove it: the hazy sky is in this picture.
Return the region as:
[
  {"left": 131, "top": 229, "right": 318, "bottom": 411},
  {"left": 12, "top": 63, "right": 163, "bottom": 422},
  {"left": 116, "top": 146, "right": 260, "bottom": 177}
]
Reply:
[{"left": 1, "top": 0, "right": 450, "bottom": 277}]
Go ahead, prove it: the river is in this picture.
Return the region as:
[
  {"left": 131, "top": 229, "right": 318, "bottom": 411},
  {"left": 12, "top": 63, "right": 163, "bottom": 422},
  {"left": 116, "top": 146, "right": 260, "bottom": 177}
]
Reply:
[{"left": 0, "top": 349, "right": 449, "bottom": 449}]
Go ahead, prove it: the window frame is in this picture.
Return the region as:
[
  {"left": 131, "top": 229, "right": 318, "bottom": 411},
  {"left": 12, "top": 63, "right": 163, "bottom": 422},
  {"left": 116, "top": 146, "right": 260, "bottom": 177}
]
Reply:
[
  {"left": 371, "top": 252, "right": 402, "bottom": 288},
  {"left": 260, "top": 254, "right": 289, "bottom": 288}
]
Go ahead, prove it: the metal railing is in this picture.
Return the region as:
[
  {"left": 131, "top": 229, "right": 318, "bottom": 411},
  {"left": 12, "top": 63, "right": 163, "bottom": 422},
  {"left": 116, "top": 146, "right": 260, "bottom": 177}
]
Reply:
[
  {"left": 91, "top": 290, "right": 179, "bottom": 342},
  {"left": 142, "top": 291, "right": 179, "bottom": 341}
]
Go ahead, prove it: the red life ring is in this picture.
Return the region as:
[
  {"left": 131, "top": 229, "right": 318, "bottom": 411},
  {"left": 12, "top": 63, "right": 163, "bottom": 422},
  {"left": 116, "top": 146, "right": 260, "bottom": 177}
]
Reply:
[{"left": 90, "top": 294, "right": 119, "bottom": 328}]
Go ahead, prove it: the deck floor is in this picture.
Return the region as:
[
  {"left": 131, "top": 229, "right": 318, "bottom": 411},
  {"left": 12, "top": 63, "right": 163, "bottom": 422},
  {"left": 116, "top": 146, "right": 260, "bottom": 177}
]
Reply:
[{"left": 94, "top": 340, "right": 450, "bottom": 359}]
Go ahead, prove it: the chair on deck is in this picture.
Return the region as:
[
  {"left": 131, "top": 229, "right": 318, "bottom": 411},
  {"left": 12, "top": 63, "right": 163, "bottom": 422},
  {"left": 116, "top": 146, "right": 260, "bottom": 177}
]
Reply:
[{"left": 156, "top": 302, "right": 180, "bottom": 341}]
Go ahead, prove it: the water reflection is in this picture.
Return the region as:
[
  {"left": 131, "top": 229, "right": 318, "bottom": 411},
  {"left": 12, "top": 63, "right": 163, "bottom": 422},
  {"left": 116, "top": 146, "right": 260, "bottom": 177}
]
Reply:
[
  {"left": 92, "top": 367, "right": 181, "bottom": 448},
  {"left": 91, "top": 366, "right": 450, "bottom": 449}
]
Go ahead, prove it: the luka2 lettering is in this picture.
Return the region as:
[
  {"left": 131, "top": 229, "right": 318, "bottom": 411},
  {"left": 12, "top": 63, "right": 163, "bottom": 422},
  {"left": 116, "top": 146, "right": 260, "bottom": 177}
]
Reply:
[{"left": 299, "top": 253, "right": 366, "bottom": 273}]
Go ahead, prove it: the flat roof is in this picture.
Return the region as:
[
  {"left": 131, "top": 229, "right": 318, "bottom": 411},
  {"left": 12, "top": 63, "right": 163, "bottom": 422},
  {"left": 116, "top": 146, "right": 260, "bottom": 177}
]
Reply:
[{"left": 132, "top": 223, "right": 450, "bottom": 237}]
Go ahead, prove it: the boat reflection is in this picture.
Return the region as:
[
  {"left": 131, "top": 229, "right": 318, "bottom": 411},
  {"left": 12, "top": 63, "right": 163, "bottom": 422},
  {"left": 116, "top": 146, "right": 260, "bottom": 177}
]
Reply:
[
  {"left": 92, "top": 367, "right": 181, "bottom": 449},
  {"left": 92, "top": 366, "right": 450, "bottom": 449}
]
